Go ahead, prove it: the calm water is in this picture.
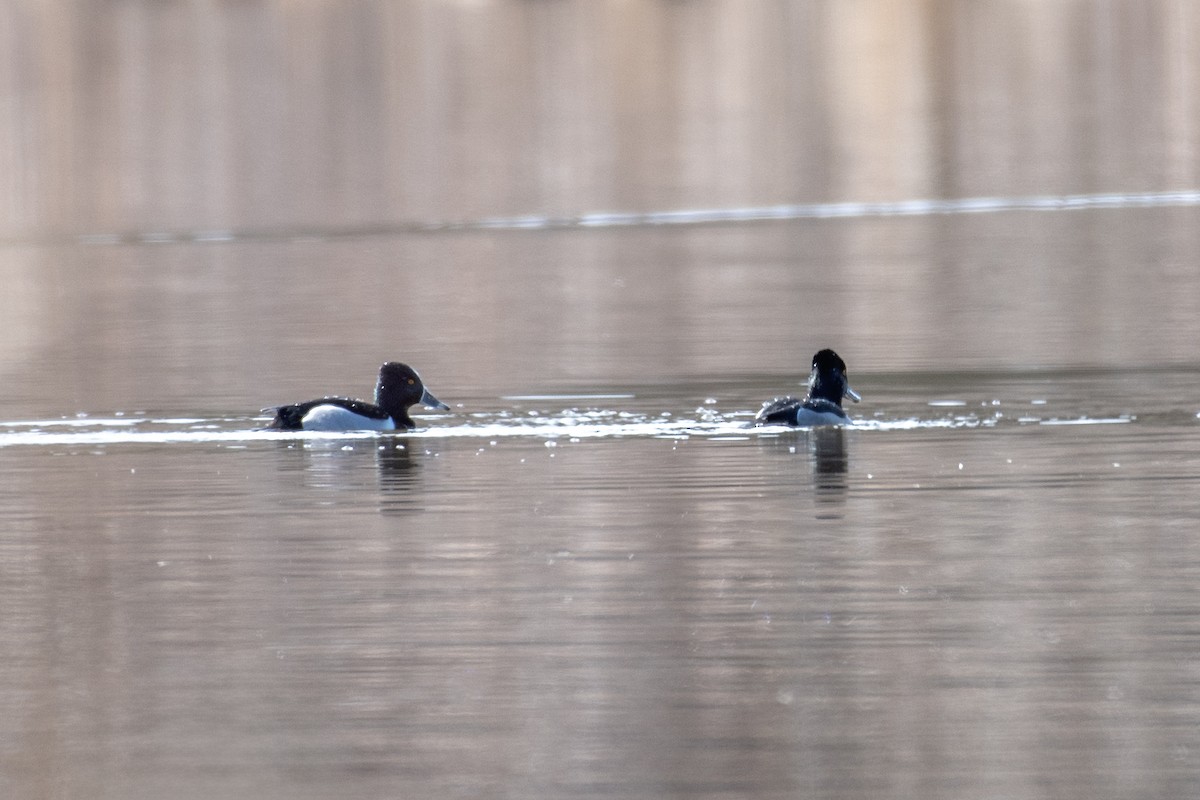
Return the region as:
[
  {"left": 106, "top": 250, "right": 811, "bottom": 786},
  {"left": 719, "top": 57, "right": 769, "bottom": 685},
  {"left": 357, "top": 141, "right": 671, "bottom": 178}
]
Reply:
[
  {"left": 5, "top": 2, "right": 1200, "bottom": 799},
  {"left": 3, "top": 359, "right": 1200, "bottom": 799}
]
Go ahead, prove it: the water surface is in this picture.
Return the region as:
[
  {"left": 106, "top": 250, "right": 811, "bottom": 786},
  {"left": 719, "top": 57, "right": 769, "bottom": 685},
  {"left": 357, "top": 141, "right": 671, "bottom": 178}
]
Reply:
[
  {"left": 3, "top": 370, "right": 1199, "bottom": 798},
  {"left": 4, "top": 2, "right": 1200, "bottom": 798}
]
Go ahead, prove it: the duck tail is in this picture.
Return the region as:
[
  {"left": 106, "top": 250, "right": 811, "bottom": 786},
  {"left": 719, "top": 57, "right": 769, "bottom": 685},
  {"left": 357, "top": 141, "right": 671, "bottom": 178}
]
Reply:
[{"left": 261, "top": 404, "right": 303, "bottom": 431}]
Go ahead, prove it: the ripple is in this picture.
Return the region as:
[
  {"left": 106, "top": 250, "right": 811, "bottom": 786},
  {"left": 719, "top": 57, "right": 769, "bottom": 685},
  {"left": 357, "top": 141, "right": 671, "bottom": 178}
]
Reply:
[
  {"left": 0, "top": 407, "right": 1153, "bottom": 448},
  {"left": 9, "top": 190, "right": 1199, "bottom": 248}
]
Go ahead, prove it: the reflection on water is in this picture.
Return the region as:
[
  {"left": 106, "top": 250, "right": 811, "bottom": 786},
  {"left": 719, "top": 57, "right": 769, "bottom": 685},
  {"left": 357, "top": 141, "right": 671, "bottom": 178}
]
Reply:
[
  {"left": 5, "top": 1, "right": 1200, "bottom": 798},
  {"left": 809, "top": 427, "right": 849, "bottom": 497},
  {"left": 4, "top": 2, "right": 1200, "bottom": 237},
  {"left": 3, "top": 374, "right": 1200, "bottom": 798}
]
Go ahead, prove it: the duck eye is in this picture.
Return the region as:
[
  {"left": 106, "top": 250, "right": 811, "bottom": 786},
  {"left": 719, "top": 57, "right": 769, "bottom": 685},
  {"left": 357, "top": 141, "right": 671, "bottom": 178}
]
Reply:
[{"left": 407, "top": 378, "right": 415, "bottom": 385}]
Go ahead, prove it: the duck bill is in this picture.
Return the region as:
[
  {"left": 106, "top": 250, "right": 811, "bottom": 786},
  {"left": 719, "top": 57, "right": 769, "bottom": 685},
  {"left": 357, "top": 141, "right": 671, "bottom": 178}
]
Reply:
[
  {"left": 420, "top": 388, "right": 451, "bottom": 411},
  {"left": 844, "top": 385, "right": 862, "bottom": 403}
]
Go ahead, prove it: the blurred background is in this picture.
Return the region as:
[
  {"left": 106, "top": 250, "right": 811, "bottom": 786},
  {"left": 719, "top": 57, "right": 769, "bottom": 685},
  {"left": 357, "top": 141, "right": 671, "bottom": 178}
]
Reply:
[
  {"left": 4, "top": 1, "right": 1198, "bottom": 231},
  {"left": 1, "top": 0, "right": 1199, "bottom": 415},
  {"left": 5, "top": 5, "right": 1200, "bottom": 800}
]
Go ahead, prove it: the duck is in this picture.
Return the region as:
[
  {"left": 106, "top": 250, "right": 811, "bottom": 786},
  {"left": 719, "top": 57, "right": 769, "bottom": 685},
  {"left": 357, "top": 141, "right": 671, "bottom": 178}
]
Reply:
[
  {"left": 755, "top": 349, "right": 861, "bottom": 427},
  {"left": 265, "top": 361, "right": 450, "bottom": 431}
]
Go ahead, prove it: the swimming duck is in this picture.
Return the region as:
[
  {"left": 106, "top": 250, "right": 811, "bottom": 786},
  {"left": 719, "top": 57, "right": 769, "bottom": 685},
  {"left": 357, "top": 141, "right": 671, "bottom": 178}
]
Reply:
[
  {"left": 755, "top": 349, "right": 860, "bottom": 427},
  {"left": 265, "top": 361, "right": 449, "bottom": 431}
]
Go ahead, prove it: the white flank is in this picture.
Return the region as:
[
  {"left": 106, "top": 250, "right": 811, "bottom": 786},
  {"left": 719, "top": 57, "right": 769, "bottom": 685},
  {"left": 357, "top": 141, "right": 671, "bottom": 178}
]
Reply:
[{"left": 301, "top": 405, "right": 395, "bottom": 432}]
